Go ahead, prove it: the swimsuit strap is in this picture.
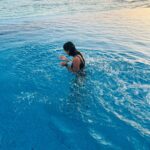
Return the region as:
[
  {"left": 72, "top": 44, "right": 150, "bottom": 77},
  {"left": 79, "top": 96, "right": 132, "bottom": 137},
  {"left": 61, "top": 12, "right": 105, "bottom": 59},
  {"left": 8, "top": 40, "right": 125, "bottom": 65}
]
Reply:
[
  {"left": 76, "top": 54, "right": 85, "bottom": 65},
  {"left": 71, "top": 54, "right": 85, "bottom": 70}
]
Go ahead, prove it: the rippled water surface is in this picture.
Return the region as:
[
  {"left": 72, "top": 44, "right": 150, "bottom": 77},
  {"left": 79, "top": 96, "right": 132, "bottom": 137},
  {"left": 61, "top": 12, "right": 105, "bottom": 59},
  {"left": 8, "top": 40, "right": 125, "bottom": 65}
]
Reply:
[{"left": 0, "top": 0, "right": 150, "bottom": 150}]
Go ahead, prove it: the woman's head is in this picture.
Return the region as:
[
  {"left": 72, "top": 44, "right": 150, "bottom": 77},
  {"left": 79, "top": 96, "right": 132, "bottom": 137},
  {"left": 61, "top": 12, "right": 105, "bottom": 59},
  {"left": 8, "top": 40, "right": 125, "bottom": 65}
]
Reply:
[{"left": 63, "top": 41, "right": 76, "bottom": 56}]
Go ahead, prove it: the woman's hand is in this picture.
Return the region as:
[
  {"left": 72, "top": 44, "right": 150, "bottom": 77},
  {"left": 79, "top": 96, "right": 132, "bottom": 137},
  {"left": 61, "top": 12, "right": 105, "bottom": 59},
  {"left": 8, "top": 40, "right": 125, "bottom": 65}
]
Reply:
[
  {"left": 59, "top": 56, "right": 69, "bottom": 62},
  {"left": 60, "top": 62, "right": 67, "bottom": 67}
]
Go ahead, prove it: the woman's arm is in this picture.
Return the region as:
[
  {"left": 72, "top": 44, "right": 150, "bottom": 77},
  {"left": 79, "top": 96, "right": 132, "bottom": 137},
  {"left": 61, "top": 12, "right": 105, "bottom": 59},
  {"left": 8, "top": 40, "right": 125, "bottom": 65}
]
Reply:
[
  {"left": 59, "top": 56, "right": 70, "bottom": 62},
  {"left": 61, "top": 57, "right": 80, "bottom": 73},
  {"left": 71, "top": 57, "right": 80, "bottom": 72}
]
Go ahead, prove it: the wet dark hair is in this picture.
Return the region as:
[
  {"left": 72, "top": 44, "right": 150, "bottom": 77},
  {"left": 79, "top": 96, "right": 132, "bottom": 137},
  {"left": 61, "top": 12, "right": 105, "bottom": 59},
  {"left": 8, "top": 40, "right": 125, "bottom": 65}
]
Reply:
[{"left": 63, "top": 41, "right": 79, "bottom": 56}]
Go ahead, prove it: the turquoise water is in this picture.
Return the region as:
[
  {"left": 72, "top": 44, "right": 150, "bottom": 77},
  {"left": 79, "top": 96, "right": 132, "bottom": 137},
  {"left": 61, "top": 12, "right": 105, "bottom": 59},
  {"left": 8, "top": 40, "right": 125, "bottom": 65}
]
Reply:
[{"left": 0, "top": 0, "right": 150, "bottom": 149}]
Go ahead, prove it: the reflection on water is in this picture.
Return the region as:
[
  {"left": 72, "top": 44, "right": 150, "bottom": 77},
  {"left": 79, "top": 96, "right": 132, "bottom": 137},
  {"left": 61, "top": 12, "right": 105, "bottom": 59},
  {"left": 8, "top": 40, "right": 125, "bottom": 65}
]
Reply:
[{"left": 0, "top": 0, "right": 150, "bottom": 19}]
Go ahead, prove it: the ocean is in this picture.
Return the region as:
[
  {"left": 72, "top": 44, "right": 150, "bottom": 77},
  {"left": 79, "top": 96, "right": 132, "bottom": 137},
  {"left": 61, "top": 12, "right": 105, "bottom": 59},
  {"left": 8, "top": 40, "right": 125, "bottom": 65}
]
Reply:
[{"left": 0, "top": 0, "right": 150, "bottom": 149}]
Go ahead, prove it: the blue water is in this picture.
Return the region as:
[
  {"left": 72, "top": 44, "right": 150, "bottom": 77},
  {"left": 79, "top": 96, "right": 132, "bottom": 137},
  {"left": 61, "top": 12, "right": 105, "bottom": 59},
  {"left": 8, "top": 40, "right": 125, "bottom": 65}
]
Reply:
[{"left": 0, "top": 0, "right": 150, "bottom": 149}]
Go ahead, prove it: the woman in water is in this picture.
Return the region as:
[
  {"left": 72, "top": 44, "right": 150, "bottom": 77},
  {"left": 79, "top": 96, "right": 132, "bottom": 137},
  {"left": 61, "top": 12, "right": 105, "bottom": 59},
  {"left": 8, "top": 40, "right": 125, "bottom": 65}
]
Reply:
[{"left": 60, "top": 41, "right": 85, "bottom": 73}]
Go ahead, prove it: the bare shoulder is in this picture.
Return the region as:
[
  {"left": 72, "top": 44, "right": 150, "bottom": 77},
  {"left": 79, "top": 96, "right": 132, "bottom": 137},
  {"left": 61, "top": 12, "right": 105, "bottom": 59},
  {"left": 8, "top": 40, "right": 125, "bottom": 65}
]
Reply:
[{"left": 73, "top": 56, "right": 80, "bottom": 63}]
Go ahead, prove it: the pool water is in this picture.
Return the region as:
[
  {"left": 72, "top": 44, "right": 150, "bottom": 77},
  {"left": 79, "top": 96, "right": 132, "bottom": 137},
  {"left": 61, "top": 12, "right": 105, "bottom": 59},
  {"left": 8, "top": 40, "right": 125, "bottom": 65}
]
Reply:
[{"left": 0, "top": 0, "right": 150, "bottom": 149}]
